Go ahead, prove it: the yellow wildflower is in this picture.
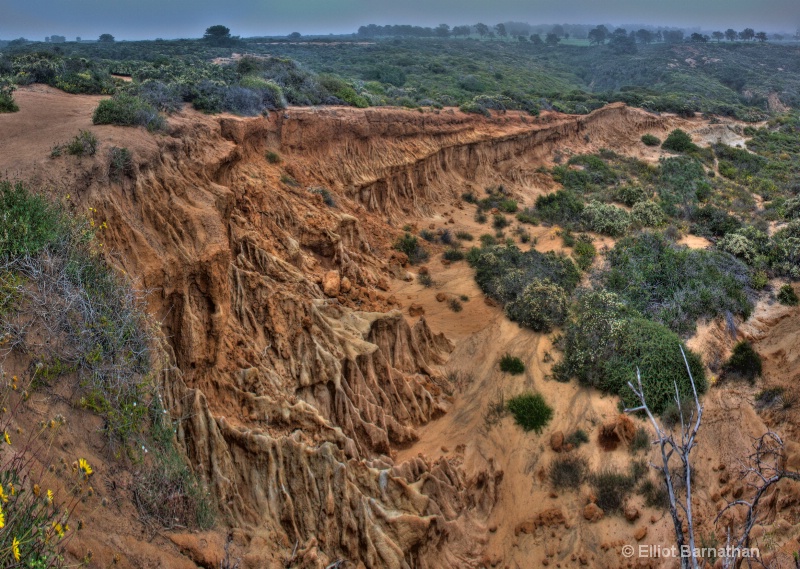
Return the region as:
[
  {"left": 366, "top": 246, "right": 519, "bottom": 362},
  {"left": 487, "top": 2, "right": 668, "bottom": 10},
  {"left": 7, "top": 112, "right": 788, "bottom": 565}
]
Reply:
[
  {"left": 9, "top": 482, "right": 15, "bottom": 495},
  {"left": 79, "top": 458, "right": 93, "bottom": 477},
  {"left": 0, "top": 505, "right": 4, "bottom": 528},
  {"left": 53, "top": 522, "right": 65, "bottom": 538},
  {"left": 0, "top": 485, "right": 7, "bottom": 503},
  {"left": 47, "top": 489, "right": 53, "bottom": 504},
  {"left": 12, "top": 536, "right": 19, "bottom": 561},
  {"left": 3, "top": 431, "right": 10, "bottom": 445},
  {"left": 33, "top": 484, "right": 40, "bottom": 496}
]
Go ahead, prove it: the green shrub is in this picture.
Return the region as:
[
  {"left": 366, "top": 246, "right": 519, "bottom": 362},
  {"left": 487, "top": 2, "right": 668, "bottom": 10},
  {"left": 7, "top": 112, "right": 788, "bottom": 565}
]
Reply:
[
  {"left": 0, "top": 181, "right": 66, "bottom": 258},
  {"left": 493, "top": 214, "right": 509, "bottom": 230},
  {"left": 0, "top": 80, "right": 18, "bottom": 113},
  {"left": 499, "top": 199, "right": 518, "bottom": 213},
  {"left": 393, "top": 233, "right": 429, "bottom": 265},
  {"left": 65, "top": 130, "right": 98, "bottom": 156},
  {"left": 468, "top": 244, "right": 580, "bottom": 317},
  {"left": 572, "top": 236, "right": 597, "bottom": 270},
  {"left": 599, "top": 232, "right": 752, "bottom": 335},
  {"left": 420, "top": 229, "right": 436, "bottom": 242},
  {"left": 108, "top": 146, "right": 133, "bottom": 180},
  {"left": 417, "top": 272, "right": 433, "bottom": 287},
  {"left": 549, "top": 454, "right": 588, "bottom": 489},
  {"left": 479, "top": 234, "right": 497, "bottom": 247},
  {"left": 723, "top": 341, "right": 762, "bottom": 383},
  {"left": 266, "top": 151, "right": 281, "bottom": 164},
  {"left": 582, "top": 201, "right": 630, "bottom": 236},
  {"left": 630, "top": 427, "right": 650, "bottom": 453},
  {"left": 534, "top": 190, "right": 584, "bottom": 225},
  {"left": 640, "top": 478, "right": 670, "bottom": 509},
  {"left": 777, "top": 284, "right": 799, "bottom": 306},
  {"left": 499, "top": 354, "right": 525, "bottom": 374},
  {"left": 565, "top": 429, "right": 589, "bottom": 447},
  {"left": 504, "top": 279, "right": 569, "bottom": 332},
  {"left": 614, "top": 185, "right": 648, "bottom": 207},
  {"left": 448, "top": 298, "right": 463, "bottom": 312},
  {"left": 631, "top": 200, "right": 666, "bottom": 227},
  {"left": 133, "top": 413, "right": 216, "bottom": 530},
  {"left": 475, "top": 211, "right": 488, "bottom": 224},
  {"left": 641, "top": 133, "right": 660, "bottom": 146},
  {"left": 717, "top": 232, "right": 757, "bottom": 264},
  {"left": 443, "top": 248, "right": 465, "bottom": 261},
  {"left": 591, "top": 469, "right": 634, "bottom": 513},
  {"left": 93, "top": 93, "right": 165, "bottom": 131},
  {"left": 310, "top": 187, "right": 335, "bottom": 207},
  {"left": 516, "top": 209, "right": 539, "bottom": 225},
  {"left": 456, "top": 231, "right": 474, "bottom": 241},
  {"left": 554, "top": 290, "right": 707, "bottom": 414},
  {"left": 506, "top": 392, "right": 553, "bottom": 433},
  {"left": 661, "top": 129, "right": 698, "bottom": 153}
]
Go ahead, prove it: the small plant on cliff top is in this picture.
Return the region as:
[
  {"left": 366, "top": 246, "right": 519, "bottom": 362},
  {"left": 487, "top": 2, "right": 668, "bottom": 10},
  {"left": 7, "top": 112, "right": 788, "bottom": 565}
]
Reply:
[
  {"left": 722, "top": 341, "right": 762, "bottom": 383},
  {"left": 777, "top": 284, "right": 799, "bottom": 306},
  {"left": 506, "top": 392, "right": 553, "bottom": 433},
  {"left": 549, "top": 454, "right": 588, "bottom": 489}
]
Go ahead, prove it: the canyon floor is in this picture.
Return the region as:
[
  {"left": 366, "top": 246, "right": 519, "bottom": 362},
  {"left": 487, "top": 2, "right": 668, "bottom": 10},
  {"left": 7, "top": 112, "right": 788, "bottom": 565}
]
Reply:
[{"left": 1, "top": 85, "right": 799, "bottom": 569}]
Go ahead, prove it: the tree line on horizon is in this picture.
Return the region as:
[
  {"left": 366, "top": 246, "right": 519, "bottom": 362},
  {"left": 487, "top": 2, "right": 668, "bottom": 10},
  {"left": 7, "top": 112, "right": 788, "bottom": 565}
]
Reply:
[{"left": 355, "top": 22, "right": 783, "bottom": 45}]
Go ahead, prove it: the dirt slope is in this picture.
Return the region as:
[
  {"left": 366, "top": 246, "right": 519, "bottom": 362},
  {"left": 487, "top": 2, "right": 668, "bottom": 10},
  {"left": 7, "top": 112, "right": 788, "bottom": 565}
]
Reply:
[{"left": 1, "top": 85, "right": 799, "bottom": 569}]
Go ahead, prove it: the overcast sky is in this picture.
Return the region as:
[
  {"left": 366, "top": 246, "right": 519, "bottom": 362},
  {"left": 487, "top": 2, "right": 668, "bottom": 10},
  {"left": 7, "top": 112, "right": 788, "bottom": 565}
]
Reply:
[{"left": 2, "top": 0, "right": 798, "bottom": 40}]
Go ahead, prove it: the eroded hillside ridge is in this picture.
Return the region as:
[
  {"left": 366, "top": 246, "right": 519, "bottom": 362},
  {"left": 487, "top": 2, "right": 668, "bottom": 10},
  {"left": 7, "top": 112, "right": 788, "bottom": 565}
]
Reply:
[{"left": 87, "top": 103, "right": 667, "bottom": 567}]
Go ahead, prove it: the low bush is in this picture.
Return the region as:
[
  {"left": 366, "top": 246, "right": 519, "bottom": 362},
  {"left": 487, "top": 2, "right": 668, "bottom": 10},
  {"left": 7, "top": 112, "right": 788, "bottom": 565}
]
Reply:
[
  {"left": 554, "top": 290, "right": 707, "bottom": 414},
  {"left": 661, "top": 129, "right": 698, "bottom": 153},
  {"left": 108, "top": 146, "right": 134, "bottom": 180},
  {"left": 455, "top": 231, "right": 474, "bottom": 241},
  {"left": 565, "top": 429, "right": 589, "bottom": 447},
  {"left": 417, "top": 272, "right": 433, "bottom": 287},
  {"left": 723, "top": 341, "right": 762, "bottom": 383},
  {"left": 640, "top": 478, "right": 670, "bottom": 509},
  {"left": 448, "top": 298, "right": 463, "bottom": 312},
  {"left": 443, "top": 248, "right": 465, "bottom": 262},
  {"left": 599, "top": 232, "right": 752, "bottom": 335},
  {"left": 534, "top": 190, "right": 584, "bottom": 225},
  {"left": 572, "top": 236, "right": 597, "bottom": 271},
  {"left": 93, "top": 93, "right": 165, "bottom": 131},
  {"left": 65, "top": 130, "right": 98, "bottom": 157},
  {"left": 631, "top": 200, "right": 666, "bottom": 227},
  {"left": 630, "top": 427, "right": 650, "bottom": 453},
  {"left": 420, "top": 229, "right": 436, "bottom": 242},
  {"left": 506, "top": 392, "right": 553, "bottom": 433},
  {"left": 499, "top": 354, "right": 525, "bottom": 374},
  {"left": 132, "top": 412, "right": 216, "bottom": 529},
  {"left": 265, "top": 151, "right": 281, "bottom": 164},
  {"left": 0, "top": 181, "right": 66, "bottom": 258},
  {"left": 777, "top": 284, "right": 799, "bottom": 306},
  {"left": 614, "top": 185, "right": 648, "bottom": 207},
  {"left": 591, "top": 468, "right": 634, "bottom": 513},
  {"left": 493, "top": 214, "right": 509, "bottom": 230},
  {"left": 582, "top": 201, "right": 630, "bottom": 236},
  {"left": 310, "top": 187, "right": 335, "bottom": 207},
  {"left": 504, "top": 279, "right": 569, "bottom": 332},
  {"left": 549, "top": 454, "right": 588, "bottom": 490},
  {"left": 0, "top": 79, "right": 18, "bottom": 113},
  {"left": 641, "top": 133, "right": 660, "bottom": 146},
  {"left": 393, "top": 233, "right": 429, "bottom": 265}
]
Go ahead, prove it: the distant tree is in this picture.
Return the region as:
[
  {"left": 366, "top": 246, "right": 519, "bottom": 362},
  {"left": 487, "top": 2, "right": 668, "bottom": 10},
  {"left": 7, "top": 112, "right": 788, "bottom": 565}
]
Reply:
[
  {"left": 655, "top": 30, "right": 663, "bottom": 42},
  {"left": 495, "top": 23, "right": 507, "bottom": 38},
  {"left": 635, "top": 29, "right": 654, "bottom": 44},
  {"left": 452, "top": 25, "right": 470, "bottom": 37},
  {"left": 435, "top": 24, "right": 450, "bottom": 38},
  {"left": 550, "top": 24, "right": 565, "bottom": 38},
  {"left": 725, "top": 28, "right": 738, "bottom": 41},
  {"left": 663, "top": 30, "right": 684, "bottom": 44},
  {"left": 755, "top": 31, "right": 768, "bottom": 42},
  {"left": 474, "top": 23, "right": 489, "bottom": 37},
  {"left": 530, "top": 33, "right": 543, "bottom": 45},
  {"left": 203, "top": 25, "right": 232, "bottom": 43},
  {"left": 287, "top": 31, "right": 301, "bottom": 40},
  {"left": 8, "top": 38, "right": 28, "bottom": 46},
  {"left": 739, "top": 28, "right": 755, "bottom": 41},
  {"left": 517, "top": 35, "right": 528, "bottom": 42},
  {"left": 588, "top": 25, "right": 609, "bottom": 45},
  {"left": 690, "top": 32, "right": 707, "bottom": 43},
  {"left": 545, "top": 32, "right": 561, "bottom": 46},
  {"left": 98, "top": 33, "right": 115, "bottom": 43},
  {"left": 609, "top": 28, "right": 637, "bottom": 53},
  {"left": 712, "top": 31, "right": 724, "bottom": 42},
  {"left": 773, "top": 34, "right": 784, "bottom": 41},
  {"left": 76, "top": 36, "right": 81, "bottom": 42},
  {"left": 50, "top": 35, "right": 66, "bottom": 43}
]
